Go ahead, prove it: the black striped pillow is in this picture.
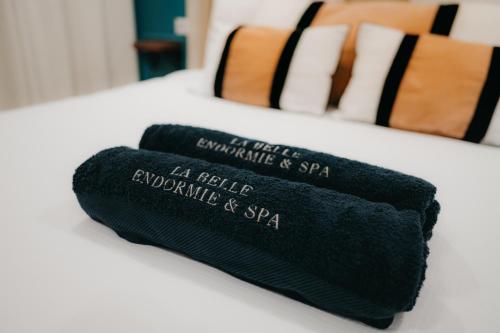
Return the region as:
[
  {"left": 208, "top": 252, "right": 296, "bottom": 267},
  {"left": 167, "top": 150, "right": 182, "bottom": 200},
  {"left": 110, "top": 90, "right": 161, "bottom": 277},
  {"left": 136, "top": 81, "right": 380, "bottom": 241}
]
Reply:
[
  {"left": 202, "top": 23, "right": 348, "bottom": 114},
  {"left": 339, "top": 24, "right": 500, "bottom": 146}
]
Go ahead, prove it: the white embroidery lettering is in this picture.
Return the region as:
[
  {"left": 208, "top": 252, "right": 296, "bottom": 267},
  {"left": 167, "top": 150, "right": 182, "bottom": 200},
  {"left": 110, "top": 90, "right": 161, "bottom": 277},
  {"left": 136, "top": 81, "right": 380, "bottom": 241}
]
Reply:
[{"left": 132, "top": 169, "right": 145, "bottom": 183}]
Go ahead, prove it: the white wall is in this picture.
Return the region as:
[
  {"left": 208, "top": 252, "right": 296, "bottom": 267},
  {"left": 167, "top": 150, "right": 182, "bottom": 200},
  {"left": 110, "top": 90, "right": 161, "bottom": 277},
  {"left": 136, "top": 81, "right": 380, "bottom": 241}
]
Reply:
[
  {"left": 0, "top": 0, "right": 138, "bottom": 111},
  {"left": 186, "top": 0, "right": 212, "bottom": 69}
]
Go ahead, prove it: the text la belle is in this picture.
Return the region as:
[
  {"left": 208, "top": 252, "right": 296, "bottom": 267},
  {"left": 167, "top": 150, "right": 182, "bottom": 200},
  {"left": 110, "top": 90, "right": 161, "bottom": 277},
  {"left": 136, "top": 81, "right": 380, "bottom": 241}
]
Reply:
[{"left": 131, "top": 167, "right": 280, "bottom": 230}]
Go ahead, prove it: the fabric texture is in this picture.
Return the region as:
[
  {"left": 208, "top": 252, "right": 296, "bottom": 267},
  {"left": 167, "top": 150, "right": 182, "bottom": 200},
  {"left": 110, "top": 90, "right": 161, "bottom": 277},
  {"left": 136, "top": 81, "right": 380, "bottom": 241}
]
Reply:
[
  {"left": 73, "top": 146, "right": 431, "bottom": 329},
  {"left": 139, "top": 124, "right": 439, "bottom": 240},
  {"left": 206, "top": 24, "right": 348, "bottom": 114},
  {"left": 297, "top": 1, "right": 456, "bottom": 105},
  {"left": 296, "top": 1, "right": 500, "bottom": 106},
  {"left": 339, "top": 24, "right": 500, "bottom": 146},
  {"left": 201, "top": 0, "right": 312, "bottom": 89}
]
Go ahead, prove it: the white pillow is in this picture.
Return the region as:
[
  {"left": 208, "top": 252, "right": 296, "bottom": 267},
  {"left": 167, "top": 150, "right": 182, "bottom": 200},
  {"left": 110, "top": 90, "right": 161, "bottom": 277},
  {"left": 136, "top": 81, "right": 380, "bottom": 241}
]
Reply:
[
  {"left": 203, "top": 0, "right": 314, "bottom": 69},
  {"left": 252, "top": 0, "right": 313, "bottom": 28},
  {"left": 448, "top": 2, "right": 500, "bottom": 46}
]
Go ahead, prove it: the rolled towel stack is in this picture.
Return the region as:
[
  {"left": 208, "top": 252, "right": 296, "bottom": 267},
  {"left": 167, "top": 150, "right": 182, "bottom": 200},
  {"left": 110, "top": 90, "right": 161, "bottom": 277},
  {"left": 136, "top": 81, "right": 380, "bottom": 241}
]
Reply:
[
  {"left": 73, "top": 147, "right": 428, "bottom": 329},
  {"left": 139, "top": 124, "right": 439, "bottom": 240}
]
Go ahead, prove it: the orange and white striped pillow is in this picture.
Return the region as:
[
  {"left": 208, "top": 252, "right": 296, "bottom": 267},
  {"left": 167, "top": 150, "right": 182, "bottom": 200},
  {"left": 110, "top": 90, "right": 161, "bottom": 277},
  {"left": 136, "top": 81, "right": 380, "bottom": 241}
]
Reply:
[
  {"left": 339, "top": 24, "right": 500, "bottom": 146},
  {"left": 201, "top": 23, "right": 349, "bottom": 114},
  {"left": 295, "top": 1, "right": 499, "bottom": 105}
]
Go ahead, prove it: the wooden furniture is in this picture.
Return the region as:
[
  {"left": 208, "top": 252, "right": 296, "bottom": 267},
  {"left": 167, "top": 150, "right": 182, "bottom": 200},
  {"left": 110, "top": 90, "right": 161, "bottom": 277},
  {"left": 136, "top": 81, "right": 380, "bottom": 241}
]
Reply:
[{"left": 134, "top": 0, "right": 186, "bottom": 80}]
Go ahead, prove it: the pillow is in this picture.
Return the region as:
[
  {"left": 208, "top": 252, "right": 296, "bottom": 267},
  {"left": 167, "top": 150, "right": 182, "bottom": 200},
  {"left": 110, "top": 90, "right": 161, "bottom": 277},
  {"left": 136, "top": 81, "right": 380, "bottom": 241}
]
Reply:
[
  {"left": 297, "top": 1, "right": 500, "bottom": 105},
  {"left": 251, "top": 0, "right": 315, "bottom": 28},
  {"left": 203, "top": 0, "right": 313, "bottom": 72},
  {"left": 339, "top": 24, "right": 500, "bottom": 146},
  {"left": 202, "top": 24, "right": 349, "bottom": 114}
]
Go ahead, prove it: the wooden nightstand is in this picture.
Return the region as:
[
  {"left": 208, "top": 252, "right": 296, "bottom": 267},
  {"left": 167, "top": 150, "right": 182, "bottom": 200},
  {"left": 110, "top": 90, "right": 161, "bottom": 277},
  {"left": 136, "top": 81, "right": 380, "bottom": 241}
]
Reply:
[{"left": 134, "top": 0, "right": 186, "bottom": 80}]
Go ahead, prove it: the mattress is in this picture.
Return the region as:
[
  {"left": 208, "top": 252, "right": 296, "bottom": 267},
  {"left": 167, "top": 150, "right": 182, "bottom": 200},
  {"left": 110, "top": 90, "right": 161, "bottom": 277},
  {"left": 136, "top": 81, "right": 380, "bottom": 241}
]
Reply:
[{"left": 1, "top": 69, "right": 499, "bottom": 332}]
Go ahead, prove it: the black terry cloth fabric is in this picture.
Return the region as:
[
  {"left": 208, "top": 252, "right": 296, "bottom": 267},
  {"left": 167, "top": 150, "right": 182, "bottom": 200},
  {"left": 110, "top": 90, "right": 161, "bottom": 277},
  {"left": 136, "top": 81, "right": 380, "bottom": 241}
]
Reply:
[
  {"left": 73, "top": 147, "right": 429, "bottom": 329},
  {"left": 139, "top": 124, "right": 439, "bottom": 240}
]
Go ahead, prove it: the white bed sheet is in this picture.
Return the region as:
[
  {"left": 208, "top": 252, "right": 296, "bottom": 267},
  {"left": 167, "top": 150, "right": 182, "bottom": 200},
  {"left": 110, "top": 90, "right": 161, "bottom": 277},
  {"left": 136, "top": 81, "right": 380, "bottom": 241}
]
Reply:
[{"left": 1, "top": 69, "right": 499, "bottom": 333}]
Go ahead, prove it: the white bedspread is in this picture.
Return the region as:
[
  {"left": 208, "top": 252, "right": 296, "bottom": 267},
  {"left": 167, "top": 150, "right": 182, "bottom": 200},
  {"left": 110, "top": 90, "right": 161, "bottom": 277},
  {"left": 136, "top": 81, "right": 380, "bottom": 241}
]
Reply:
[{"left": 1, "top": 70, "right": 499, "bottom": 333}]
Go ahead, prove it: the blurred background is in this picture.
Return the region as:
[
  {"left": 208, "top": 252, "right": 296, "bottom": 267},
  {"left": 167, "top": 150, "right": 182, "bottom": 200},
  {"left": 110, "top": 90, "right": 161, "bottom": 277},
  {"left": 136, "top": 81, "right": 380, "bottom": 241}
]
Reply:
[
  {"left": 0, "top": 0, "right": 212, "bottom": 111},
  {"left": 0, "top": 0, "right": 494, "bottom": 111}
]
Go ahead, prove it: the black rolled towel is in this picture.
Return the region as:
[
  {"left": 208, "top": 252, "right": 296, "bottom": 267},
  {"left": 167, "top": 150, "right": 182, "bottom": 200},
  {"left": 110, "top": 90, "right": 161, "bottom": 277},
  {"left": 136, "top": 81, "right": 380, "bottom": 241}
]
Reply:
[
  {"left": 73, "top": 147, "right": 428, "bottom": 329},
  {"left": 139, "top": 124, "right": 439, "bottom": 240}
]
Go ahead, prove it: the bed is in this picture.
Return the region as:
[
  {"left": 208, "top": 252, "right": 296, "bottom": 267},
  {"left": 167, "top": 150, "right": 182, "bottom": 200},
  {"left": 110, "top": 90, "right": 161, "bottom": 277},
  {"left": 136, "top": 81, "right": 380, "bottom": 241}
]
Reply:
[{"left": 1, "top": 69, "right": 500, "bottom": 332}]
